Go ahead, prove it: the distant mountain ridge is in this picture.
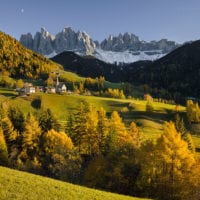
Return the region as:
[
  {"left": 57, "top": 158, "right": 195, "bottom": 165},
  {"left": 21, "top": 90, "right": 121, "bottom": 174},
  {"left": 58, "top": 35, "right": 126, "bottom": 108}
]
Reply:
[
  {"left": 20, "top": 27, "right": 179, "bottom": 63},
  {"left": 100, "top": 33, "right": 177, "bottom": 53}
]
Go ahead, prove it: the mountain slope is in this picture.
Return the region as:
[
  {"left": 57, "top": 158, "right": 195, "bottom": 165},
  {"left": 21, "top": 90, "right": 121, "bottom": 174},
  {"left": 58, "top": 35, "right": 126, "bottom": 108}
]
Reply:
[
  {"left": 0, "top": 31, "right": 61, "bottom": 79},
  {"left": 51, "top": 51, "right": 116, "bottom": 79},
  {"left": 130, "top": 40, "right": 200, "bottom": 98},
  {"left": 0, "top": 166, "right": 150, "bottom": 200},
  {"left": 51, "top": 51, "right": 152, "bottom": 82}
]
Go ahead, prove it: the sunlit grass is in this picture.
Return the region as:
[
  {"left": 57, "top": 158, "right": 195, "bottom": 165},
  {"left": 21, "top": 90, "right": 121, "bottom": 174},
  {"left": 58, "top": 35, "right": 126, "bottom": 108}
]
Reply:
[
  {"left": 0, "top": 166, "right": 150, "bottom": 200},
  {"left": 1, "top": 87, "right": 200, "bottom": 151},
  {"left": 60, "top": 71, "right": 85, "bottom": 82}
]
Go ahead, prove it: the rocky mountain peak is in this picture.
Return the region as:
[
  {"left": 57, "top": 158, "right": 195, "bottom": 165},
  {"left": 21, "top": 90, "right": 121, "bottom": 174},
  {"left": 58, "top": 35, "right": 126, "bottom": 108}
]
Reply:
[
  {"left": 62, "top": 27, "right": 73, "bottom": 33},
  {"left": 100, "top": 32, "right": 141, "bottom": 51},
  {"left": 40, "top": 27, "right": 55, "bottom": 40},
  {"left": 108, "top": 34, "right": 113, "bottom": 41},
  {"left": 20, "top": 33, "right": 33, "bottom": 49},
  {"left": 20, "top": 27, "right": 96, "bottom": 56},
  {"left": 100, "top": 32, "right": 178, "bottom": 52},
  {"left": 19, "top": 27, "right": 179, "bottom": 63}
]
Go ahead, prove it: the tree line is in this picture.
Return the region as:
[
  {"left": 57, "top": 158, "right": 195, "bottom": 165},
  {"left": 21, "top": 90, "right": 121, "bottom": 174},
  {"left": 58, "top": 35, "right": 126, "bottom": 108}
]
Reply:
[{"left": 0, "top": 102, "right": 200, "bottom": 200}]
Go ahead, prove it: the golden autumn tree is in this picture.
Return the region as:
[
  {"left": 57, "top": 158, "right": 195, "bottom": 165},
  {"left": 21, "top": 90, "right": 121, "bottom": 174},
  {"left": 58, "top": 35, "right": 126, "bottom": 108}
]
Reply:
[
  {"left": 46, "top": 75, "right": 54, "bottom": 87},
  {"left": 43, "top": 129, "right": 73, "bottom": 155},
  {"left": 85, "top": 104, "right": 98, "bottom": 155},
  {"left": 68, "top": 103, "right": 108, "bottom": 156},
  {"left": 186, "top": 99, "right": 200, "bottom": 124},
  {"left": 186, "top": 99, "right": 193, "bottom": 124},
  {"left": 1, "top": 116, "right": 18, "bottom": 154},
  {"left": 19, "top": 113, "right": 41, "bottom": 170},
  {"left": 84, "top": 119, "right": 140, "bottom": 195},
  {"left": 16, "top": 79, "right": 24, "bottom": 88},
  {"left": 42, "top": 129, "right": 80, "bottom": 181},
  {"left": 97, "top": 107, "right": 109, "bottom": 155},
  {"left": 106, "top": 111, "right": 128, "bottom": 152},
  {"left": 73, "top": 101, "right": 89, "bottom": 153},
  {"left": 138, "top": 121, "right": 199, "bottom": 200},
  {"left": 0, "top": 127, "right": 8, "bottom": 166},
  {"left": 128, "top": 122, "right": 141, "bottom": 148}
]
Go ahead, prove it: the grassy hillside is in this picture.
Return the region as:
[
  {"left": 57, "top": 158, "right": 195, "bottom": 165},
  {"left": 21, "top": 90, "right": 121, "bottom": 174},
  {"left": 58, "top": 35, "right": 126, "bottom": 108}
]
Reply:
[
  {"left": 0, "top": 88, "right": 185, "bottom": 139},
  {"left": 2, "top": 87, "right": 200, "bottom": 156},
  {"left": 0, "top": 166, "right": 150, "bottom": 200}
]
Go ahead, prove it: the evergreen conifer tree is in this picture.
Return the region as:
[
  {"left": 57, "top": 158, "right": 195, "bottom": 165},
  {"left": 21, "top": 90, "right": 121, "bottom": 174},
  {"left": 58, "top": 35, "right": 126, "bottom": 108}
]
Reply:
[{"left": 128, "top": 122, "right": 141, "bottom": 148}]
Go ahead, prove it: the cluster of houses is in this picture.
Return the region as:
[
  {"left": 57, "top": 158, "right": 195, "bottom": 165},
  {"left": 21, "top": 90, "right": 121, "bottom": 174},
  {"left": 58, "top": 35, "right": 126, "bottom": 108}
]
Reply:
[{"left": 16, "top": 78, "right": 68, "bottom": 96}]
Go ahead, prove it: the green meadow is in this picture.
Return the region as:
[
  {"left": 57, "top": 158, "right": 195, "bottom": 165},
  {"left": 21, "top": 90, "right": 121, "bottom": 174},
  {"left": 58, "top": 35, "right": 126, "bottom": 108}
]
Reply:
[{"left": 1, "top": 87, "right": 200, "bottom": 151}]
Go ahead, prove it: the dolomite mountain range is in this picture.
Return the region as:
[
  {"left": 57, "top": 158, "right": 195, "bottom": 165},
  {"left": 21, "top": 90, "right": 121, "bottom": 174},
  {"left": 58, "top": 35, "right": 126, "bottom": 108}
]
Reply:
[{"left": 20, "top": 27, "right": 179, "bottom": 63}]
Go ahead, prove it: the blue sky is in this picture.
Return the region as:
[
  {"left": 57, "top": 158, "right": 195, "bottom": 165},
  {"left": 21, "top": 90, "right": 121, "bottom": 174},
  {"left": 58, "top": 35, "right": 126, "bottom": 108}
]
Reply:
[{"left": 1, "top": 0, "right": 200, "bottom": 43}]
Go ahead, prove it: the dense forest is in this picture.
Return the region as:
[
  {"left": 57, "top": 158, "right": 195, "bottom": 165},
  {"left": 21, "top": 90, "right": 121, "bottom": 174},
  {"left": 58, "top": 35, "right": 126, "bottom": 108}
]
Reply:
[
  {"left": 129, "top": 40, "right": 200, "bottom": 99},
  {"left": 0, "top": 101, "right": 200, "bottom": 200}
]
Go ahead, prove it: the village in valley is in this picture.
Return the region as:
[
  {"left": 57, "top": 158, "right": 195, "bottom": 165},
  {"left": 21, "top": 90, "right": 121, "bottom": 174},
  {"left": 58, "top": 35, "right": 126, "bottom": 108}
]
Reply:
[{"left": 16, "top": 78, "right": 67, "bottom": 96}]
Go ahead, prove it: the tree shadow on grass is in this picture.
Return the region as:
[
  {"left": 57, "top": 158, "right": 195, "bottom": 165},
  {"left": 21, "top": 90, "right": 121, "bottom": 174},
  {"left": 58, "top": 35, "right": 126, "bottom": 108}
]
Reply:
[
  {"left": 31, "top": 98, "right": 41, "bottom": 109},
  {"left": 121, "top": 110, "right": 169, "bottom": 125},
  {"left": 106, "top": 102, "right": 130, "bottom": 108},
  {"left": 0, "top": 92, "right": 17, "bottom": 97},
  {"left": 195, "top": 147, "right": 200, "bottom": 152}
]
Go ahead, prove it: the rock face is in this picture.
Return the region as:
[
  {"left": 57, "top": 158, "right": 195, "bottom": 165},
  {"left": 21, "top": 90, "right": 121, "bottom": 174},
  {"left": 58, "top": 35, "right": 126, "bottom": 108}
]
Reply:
[
  {"left": 54, "top": 27, "right": 96, "bottom": 55},
  {"left": 20, "top": 28, "right": 179, "bottom": 63},
  {"left": 20, "top": 27, "right": 96, "bottom": 56},
  {"left": 100, "top": 32, "right": 178, "bottom": 53},
  {"left": 20, "top": 33, "right": 33, "bottom": 50},
  {"left": 33, "top": 28, "right": 55, "bottom": 55}
]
